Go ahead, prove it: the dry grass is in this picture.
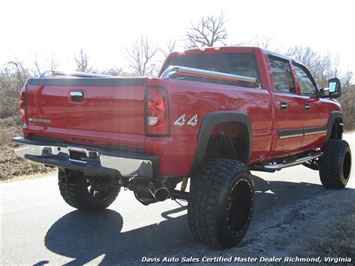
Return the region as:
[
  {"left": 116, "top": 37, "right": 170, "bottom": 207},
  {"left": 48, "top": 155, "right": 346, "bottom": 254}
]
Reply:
[
  {"left": 293, "top": 205, "right": 355, "bottom": 265},
  {"left": 0, "top": 116, "right": 55, "bottom": 181},
  {"left": 0, "top": 145, "right": 55, "bottom": 180},
  {"left": 307, "top": 206, "right": 355, "bottom": 259},
  {"left": 0, "top": 116, "right": 22, "bottom": 146}
]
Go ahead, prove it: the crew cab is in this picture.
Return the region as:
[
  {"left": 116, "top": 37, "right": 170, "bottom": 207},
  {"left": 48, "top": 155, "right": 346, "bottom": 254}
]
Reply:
[{"left": 13, "top": 46, "right": 352, "bottom": 249}]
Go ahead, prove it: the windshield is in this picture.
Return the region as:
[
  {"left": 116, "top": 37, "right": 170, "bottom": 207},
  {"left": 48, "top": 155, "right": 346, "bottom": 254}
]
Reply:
[{"left": 161, "top": 52, "right": 261, "bottom": 86}]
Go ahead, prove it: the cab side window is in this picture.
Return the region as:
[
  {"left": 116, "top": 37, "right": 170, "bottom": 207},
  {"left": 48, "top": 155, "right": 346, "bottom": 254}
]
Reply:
[
  {"left": 294, "top": 64, "right": 317, "bottom": 96},
  {"left": 268, "top": 56, "right": 296, "bottom": 94}
]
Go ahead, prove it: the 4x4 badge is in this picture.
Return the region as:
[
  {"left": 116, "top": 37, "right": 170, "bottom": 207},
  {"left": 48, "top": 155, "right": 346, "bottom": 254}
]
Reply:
[{"left": 174, "top": 114, "right": 198, "bottom": 127}]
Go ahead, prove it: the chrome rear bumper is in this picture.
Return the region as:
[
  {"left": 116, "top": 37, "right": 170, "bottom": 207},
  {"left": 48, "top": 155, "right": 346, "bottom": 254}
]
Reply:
[{"left": 12, "top": 137, "right": 158, "bottom": 178}]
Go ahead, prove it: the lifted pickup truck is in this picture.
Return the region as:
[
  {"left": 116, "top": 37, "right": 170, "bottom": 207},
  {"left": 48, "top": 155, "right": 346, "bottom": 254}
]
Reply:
[{"left": 13, "top": 46, "right": 352, "bottom": 249}]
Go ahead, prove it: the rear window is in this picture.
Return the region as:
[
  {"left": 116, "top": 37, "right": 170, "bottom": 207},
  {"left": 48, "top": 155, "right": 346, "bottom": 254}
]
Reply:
[{"left": 161, "top": 52, "right": 261, "bottom": 87}]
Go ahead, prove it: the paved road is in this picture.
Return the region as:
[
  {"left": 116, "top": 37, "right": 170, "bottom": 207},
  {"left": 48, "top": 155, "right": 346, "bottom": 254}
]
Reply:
[{"left": 1, "top": 134, "right": 354, "bottom": 265}]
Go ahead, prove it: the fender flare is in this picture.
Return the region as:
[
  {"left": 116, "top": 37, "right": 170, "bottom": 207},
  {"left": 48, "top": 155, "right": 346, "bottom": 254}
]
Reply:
[
  {"left": 325, "top": 111, "right": 343, "bottom": 144},
  {"left": 189, "top": 111, "right": 252, "bottom": 176}
]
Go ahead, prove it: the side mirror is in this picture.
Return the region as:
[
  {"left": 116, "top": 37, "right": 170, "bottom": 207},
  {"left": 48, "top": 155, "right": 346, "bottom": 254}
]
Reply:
[
  {"left": 328, "top": 77, "right": 342, "bottom": 98},
  {"left": 319, "top": 78, "right": 342, "bottom": 98},
  {"left": 318, "top": 87, "right": 329, "bottom": 97}
]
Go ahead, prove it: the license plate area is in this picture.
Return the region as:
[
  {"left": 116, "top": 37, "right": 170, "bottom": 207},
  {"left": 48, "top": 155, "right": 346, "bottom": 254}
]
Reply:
[{"left": 69, "top": 150, "right": 87, "bottom": 163}]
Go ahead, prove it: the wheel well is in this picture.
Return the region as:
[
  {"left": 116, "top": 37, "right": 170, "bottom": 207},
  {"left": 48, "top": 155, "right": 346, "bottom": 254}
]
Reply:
[
  {"left": 189, "top": 111, "right": 252, "bottom": 176},
  {"left": 325, "top": 112, "right": 343, "bottom": 144},
  {"left": 329, "top": 119, "right": 343, "bottom": 140},
  {"left": 204, "top": 122, "right": 247, "bottom": 162}
]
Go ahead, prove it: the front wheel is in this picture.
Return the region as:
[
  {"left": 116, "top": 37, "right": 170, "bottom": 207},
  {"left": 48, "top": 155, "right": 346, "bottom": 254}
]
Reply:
[
  {"left": 319, "top": 139, "right": 351, "bottom": 189},
  {"left": 188, "top": 159, "right": 255, "bottom": 249},
  {"left": 58, "top": 169, "right": 120, "bottom": 211}
]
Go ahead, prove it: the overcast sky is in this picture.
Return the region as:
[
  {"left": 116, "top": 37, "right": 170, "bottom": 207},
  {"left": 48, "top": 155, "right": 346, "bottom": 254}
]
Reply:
[{"left": 0, "top": 0, "right": 354, "bottom": 75}]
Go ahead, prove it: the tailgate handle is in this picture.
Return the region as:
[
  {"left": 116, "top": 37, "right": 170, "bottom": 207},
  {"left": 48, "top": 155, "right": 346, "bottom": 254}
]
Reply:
[{"left": 70, "top": 91, "right": 84, "bottom": 102}]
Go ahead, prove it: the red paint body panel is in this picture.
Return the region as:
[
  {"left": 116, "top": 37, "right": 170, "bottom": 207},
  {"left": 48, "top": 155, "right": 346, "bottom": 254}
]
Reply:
[
  {"left": 25, "top": 83, "right": 146, "bottom": 149},
  {"left": 21, "top": 47, "right": 341, "bottom": 177},
  {"left": 145, "top": 78, "right": 274, "bottom": 175}
]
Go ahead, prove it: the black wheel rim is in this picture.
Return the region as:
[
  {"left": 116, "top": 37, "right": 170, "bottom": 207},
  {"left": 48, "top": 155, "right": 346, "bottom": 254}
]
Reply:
[
  {"left": 343, "top": 150, "right": 351, "bottom": 181},
  {"left": 226, "top": 178, "right": 253, "bottom": 235}
]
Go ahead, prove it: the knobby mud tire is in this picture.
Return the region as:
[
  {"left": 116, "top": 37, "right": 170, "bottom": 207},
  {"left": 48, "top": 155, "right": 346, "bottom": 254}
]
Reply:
[
  {"left": 188, "top": 159, "right": 255, "bottom": 249},
  {"left": 58, "top": 169, "right": 120, "bottom": 211},
  {"left": 319, "top": 139, "right": 351, "bottom": 189}
]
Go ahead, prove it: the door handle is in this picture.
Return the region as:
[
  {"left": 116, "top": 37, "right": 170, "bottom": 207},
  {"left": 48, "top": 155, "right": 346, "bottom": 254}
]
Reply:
[
  {"left": 304, "top": 103, "right": 310, "bottom": 111},
  {"left": 70, "top": 91, "right": 84, "bottom": 102},
  {"left": 280, "top": 102, "right": 288, "bottom": 110}
]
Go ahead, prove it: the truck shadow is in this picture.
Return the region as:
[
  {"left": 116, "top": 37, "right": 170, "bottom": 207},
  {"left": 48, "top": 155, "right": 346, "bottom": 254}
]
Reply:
[
  {"left": 43, "top": 208, "right": 200, "bottom": 266},
  {"left": 42, "top": 175, "right": 355, "bottom": 265}
]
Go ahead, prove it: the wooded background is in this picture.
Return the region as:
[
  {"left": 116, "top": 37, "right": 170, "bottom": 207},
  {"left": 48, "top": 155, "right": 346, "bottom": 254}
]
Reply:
[{"left": 1, "top": 12, "right": 354, "bottom": 130}]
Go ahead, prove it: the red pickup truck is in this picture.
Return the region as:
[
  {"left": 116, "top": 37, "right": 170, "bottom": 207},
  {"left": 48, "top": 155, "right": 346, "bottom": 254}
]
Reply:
[{"left": 13, "top": 46, "right": 352, "bottom": 249}]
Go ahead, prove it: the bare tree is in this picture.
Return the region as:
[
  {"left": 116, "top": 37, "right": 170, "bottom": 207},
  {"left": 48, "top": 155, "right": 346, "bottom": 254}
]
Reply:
[
  {"left": 339, "top": 81, "right": 355, "bottom": 130},
  {"left": 160, "top": 39, "right": 177, "bottom": 58},
  {"left": 102, "top": 66, "right": 123, "bottom": 76},
  {"left": 251, "top": 34, "right": 275, "bottom": 49},
  {"left": 0, "top": 59, "right": 33, "bottom": 118},
  {"left": 286, "top": 46, "right": 337, "bottom": 88},
  {"left": 74, "top": 48, "right": 92, "bottom": 72},
  {"left": 3, "top": 59, "right": 31, "bottom": 85},
  {"left": 185, "top": 12, "right": 228, "bottom": 48},
  {"left": 286, "top": 45, "right": 355, "bottom": 130},
  {"left": 32, "top": 53, "right": 59, "bottom": 76},
  {"left": 125, "top": 35, "right": 159, "bottom": 76}
]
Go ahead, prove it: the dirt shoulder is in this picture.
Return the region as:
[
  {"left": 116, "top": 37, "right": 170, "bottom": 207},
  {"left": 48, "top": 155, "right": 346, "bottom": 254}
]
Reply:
[
  {"left": 227, "top": 178, "right": 355, "bottom": 262},
  {"left": 0, "top": 117, "right": 55, "bottom": 182},
  {"left": 0, "top": 145, "right": 56, "bottom": 182}
]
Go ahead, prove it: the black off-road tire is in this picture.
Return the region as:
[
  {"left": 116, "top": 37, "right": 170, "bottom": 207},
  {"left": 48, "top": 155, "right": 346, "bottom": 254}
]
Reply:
[
  {"left": 188, "top": 159, "right": 255, "bottom": 249},
  {"left": 58, "top": 169, "right": 120, "bottom": 211},
  {"left": 319, "top": 139, "right": 351, "bottom": 189}
]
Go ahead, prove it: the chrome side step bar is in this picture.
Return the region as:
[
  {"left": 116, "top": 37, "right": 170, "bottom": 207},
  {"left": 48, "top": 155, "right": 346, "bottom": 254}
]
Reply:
[{"left": 250, "top": 151, "right": 322, "bottom": 172}]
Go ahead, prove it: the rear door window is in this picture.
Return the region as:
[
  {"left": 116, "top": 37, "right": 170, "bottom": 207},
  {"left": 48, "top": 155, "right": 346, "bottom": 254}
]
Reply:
[{"left": 268, "top": 56, "right": 296, "bottom": 94}]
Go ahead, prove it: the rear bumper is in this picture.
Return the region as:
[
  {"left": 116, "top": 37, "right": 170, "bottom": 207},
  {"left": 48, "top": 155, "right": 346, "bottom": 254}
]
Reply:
[{"left": 12, "top": 137, "right": 159, "bottom": 178}]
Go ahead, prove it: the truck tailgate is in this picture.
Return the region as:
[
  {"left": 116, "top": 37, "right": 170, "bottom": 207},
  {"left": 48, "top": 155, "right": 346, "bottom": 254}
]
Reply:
[{"left": 24, "top": 77, "right": 147, "bottom": 149}]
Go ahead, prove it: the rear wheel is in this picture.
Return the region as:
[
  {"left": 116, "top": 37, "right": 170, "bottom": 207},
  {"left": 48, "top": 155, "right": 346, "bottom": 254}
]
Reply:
[
  {"left": 319, "top": 139, "right": 351, "bottom": 189},
  {"left": 188, "top": 159, "right": 255, "bottom": 249},
  {"left": 58, "top": 169, "right": 120, "bottom": 211}
]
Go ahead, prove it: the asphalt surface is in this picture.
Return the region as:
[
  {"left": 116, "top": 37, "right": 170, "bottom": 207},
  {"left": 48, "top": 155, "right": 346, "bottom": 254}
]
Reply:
[{"left": 1, "top": 133, "right": 354, "bottom": 265}]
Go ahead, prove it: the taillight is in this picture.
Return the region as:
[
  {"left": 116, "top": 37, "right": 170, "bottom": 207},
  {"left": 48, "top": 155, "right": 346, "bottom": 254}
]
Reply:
[
  {"left": 145, "top": 86, "right": 170, "bottom": 136},
  {"left": 20, "top": 86, "right": 27, "bottom": 123}
]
